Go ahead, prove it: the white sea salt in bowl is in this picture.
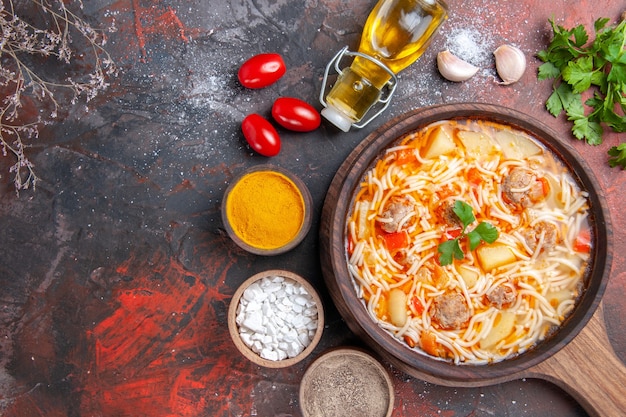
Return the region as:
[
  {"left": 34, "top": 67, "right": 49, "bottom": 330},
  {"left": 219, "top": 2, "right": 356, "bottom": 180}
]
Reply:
[{"left": 227, "top": 270, "right": 324, "bottom": 368}]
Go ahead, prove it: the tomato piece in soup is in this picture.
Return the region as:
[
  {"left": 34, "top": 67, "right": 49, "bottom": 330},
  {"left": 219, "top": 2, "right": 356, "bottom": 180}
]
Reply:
[
  {"left": 382, "top": 230, "right": 409, "bottom": 252},
  {"left": 573, "top": 229, "right": 591, "bottom": 253}
]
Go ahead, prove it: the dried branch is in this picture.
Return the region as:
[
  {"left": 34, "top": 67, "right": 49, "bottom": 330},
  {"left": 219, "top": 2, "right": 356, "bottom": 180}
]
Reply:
[{"left": 0, "top": 0, "right": 117, "bottom": 193}]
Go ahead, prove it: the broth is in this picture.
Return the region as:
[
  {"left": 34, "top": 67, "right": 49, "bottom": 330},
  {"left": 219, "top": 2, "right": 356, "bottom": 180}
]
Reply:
[{"left": 345, "top": 119, "right": 591, "bottom": 364}]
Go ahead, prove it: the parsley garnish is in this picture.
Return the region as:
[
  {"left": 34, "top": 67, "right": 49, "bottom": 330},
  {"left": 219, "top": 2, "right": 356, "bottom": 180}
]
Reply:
[
  {"left": 537, "top": 17, "right": 626, "bottom": 168},
  {"left": 608, "top": 143, "right": 626, "bottom": 169},
  {"left": 437, "top": 201, "right": 499, "bottom": 266}
]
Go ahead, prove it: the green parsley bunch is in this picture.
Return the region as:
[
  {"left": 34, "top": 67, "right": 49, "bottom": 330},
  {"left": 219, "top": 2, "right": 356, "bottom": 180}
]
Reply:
[{"left": 537, "top": 17, "right": 626, "bottom": 168}]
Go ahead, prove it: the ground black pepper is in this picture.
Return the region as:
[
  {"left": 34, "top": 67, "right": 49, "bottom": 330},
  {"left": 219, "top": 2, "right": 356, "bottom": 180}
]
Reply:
[{"left": 300, "top": 349, "right": 393, "bottom": 417}]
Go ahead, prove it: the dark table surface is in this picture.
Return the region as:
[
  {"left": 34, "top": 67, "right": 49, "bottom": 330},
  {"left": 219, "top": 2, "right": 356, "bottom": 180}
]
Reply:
[{"left": 1, "top": 1, "right": 625, "bottom": 416}]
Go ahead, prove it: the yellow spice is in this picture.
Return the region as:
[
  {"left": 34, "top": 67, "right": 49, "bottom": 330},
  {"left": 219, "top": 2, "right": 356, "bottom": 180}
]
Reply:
[{"left": 226, "top": 170, "right": 305, "bottom": 250}]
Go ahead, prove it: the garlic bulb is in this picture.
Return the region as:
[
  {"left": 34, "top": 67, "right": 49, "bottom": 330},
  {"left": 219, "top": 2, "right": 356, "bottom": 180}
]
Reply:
[
  {"left": 437, "top": 50, "right": 479, "bottom": 82},
  {"left": 494, "top": 44, "right": 526, "bottom": 85}
]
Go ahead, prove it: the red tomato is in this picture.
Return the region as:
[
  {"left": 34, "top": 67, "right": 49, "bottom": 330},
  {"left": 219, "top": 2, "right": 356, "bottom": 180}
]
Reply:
[
  {"left": 538, "top": 177, "right": 550, "bottom": 197},
  {"left": 382, "top": 231, "right": 409, "bottom": 252},
  {"left": 442, "top": 228, "right": 462, "bottom": 240},
  {"left": 467, "top": 167, "right": 482, "bottom": 186},
  {"left": 241, "top": 114, "right": 281, "bottom": 157},
  {"left": 573, "top": 229, "right": 591, "bottom": 253},
  {"left": 394, "top": 148, "right": 417, "bottom": 164},
  {"left": 271, "top": 97, "right": 321, "bottom": 132},
  {"left": 238, "top": 53, "right": 286, "bottom": 89},
  {"left": 410, "top": 296, "right": 425, "bottom": 315},
  {"left": 346, "top": 238, "right": 355, "bottom": 256}
]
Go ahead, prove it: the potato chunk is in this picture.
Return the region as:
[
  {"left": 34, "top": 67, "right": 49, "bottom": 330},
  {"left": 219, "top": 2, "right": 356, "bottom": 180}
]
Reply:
[
  {"left": 422, "top": 126, "right": 456, "bottom": 159},
  {"left": 494, "top": 130, "right": 542, "bottom": 160},
  {"left": 458, "top": 131, "right": 497, "bottom": 156},
  {"left": 476, "top": 243, "right": 517, "bottom": 272},
  {"left": 546, "top": 289, "right": 574, "bottom": 308},
  {"left": 458, "top": 265, "right": 479, "bottom": 288},
  {"left": 388, "top": 288, "right": 408, "bottom": 327},
  {"left": 479, "top": 311, "right": 516, "bottom": 349}
]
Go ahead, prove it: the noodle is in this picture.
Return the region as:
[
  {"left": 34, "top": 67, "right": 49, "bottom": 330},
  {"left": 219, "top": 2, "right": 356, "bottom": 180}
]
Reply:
[{"left": 346, "top": 119, "right": 591, "bottom": 364}]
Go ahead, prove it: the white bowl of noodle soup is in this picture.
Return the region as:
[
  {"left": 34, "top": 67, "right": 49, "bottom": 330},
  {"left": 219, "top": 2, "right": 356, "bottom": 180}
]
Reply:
[{"left": 320, "top": 103, "right": 611, "bottom": 385}]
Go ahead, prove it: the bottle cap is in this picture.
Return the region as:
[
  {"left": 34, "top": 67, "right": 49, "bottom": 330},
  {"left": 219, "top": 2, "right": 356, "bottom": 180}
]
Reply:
[{"left": 321, "top": 106, "right": 352, "bottom": 132}]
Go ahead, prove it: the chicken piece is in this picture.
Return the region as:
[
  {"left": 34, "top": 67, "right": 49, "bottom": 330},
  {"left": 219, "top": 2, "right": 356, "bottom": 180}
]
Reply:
[
  {"left": 435, "top": 200, "right": 462, "bottom": 228},
  {"left": 393, "top": 250, "right": 419, "bottom": 268},
  {"left": 378, "top": 199, "right": 414, "bottom": 233},
  {"left": 523, "top": 221, "right": 559, "bottom": 253},
  {"left": 502, "top": 167, "right": 546, "bottom": 207},
  {"left": 486, "top": 282, "right": 517, "bottom": 309},
  {"left": 431, "top": 292, "right": 470, "bottom": 330}
]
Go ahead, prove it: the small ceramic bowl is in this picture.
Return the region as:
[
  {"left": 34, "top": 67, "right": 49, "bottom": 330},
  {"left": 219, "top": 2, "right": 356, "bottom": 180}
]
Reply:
[
  {"left": 227, "top": 270, "right": 324, "bottom": 368},
  {"left": 299, "top": 347, "right": 395, "bottom": 417},
  {"left": 221, "top": 165, "right": 313, "bottom": 256}
]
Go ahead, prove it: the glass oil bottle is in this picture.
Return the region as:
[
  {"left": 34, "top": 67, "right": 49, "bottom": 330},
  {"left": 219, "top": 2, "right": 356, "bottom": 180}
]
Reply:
[{"left": 320, "top": 0, "right": 448, "bottom": 131}]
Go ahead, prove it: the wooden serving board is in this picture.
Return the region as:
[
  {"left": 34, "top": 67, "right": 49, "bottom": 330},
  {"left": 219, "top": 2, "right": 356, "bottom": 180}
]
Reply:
[
  {"left": 523, "top": 303, "right": 626, "bottom": 417},
  {"left": 371, "top": 303, "right": 626, "bottom": 416}
]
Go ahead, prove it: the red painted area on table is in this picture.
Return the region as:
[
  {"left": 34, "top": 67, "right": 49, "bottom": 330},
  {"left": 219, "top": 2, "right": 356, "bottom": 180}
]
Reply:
[
  {"left": 104, "top": 0, "right": 202, "bottom": 61},
  {"left": 169, "top": 178, "right": 195, "bottom": 194},
  {"left": 77, "top": 250, "right": 249, "bottom": 416},
  {"left": 131, "top": 0, "right": 195, "bottom": 60}
]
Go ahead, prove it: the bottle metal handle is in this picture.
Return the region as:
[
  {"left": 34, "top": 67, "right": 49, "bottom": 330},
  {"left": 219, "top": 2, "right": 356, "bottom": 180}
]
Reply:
[{"left": 319, "top": 46, "right": 398, "bottom": 129}]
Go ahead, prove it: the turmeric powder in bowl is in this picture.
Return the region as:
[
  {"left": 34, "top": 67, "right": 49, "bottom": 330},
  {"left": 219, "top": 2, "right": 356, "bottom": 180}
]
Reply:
[{"left": 222, "top": 165, "right": 312, "bottom": 255}]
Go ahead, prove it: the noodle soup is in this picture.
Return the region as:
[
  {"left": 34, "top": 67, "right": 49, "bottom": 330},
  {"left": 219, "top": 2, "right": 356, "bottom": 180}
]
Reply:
[{"left": 346, "top": 119, "right": 592, "bottom": 364}]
